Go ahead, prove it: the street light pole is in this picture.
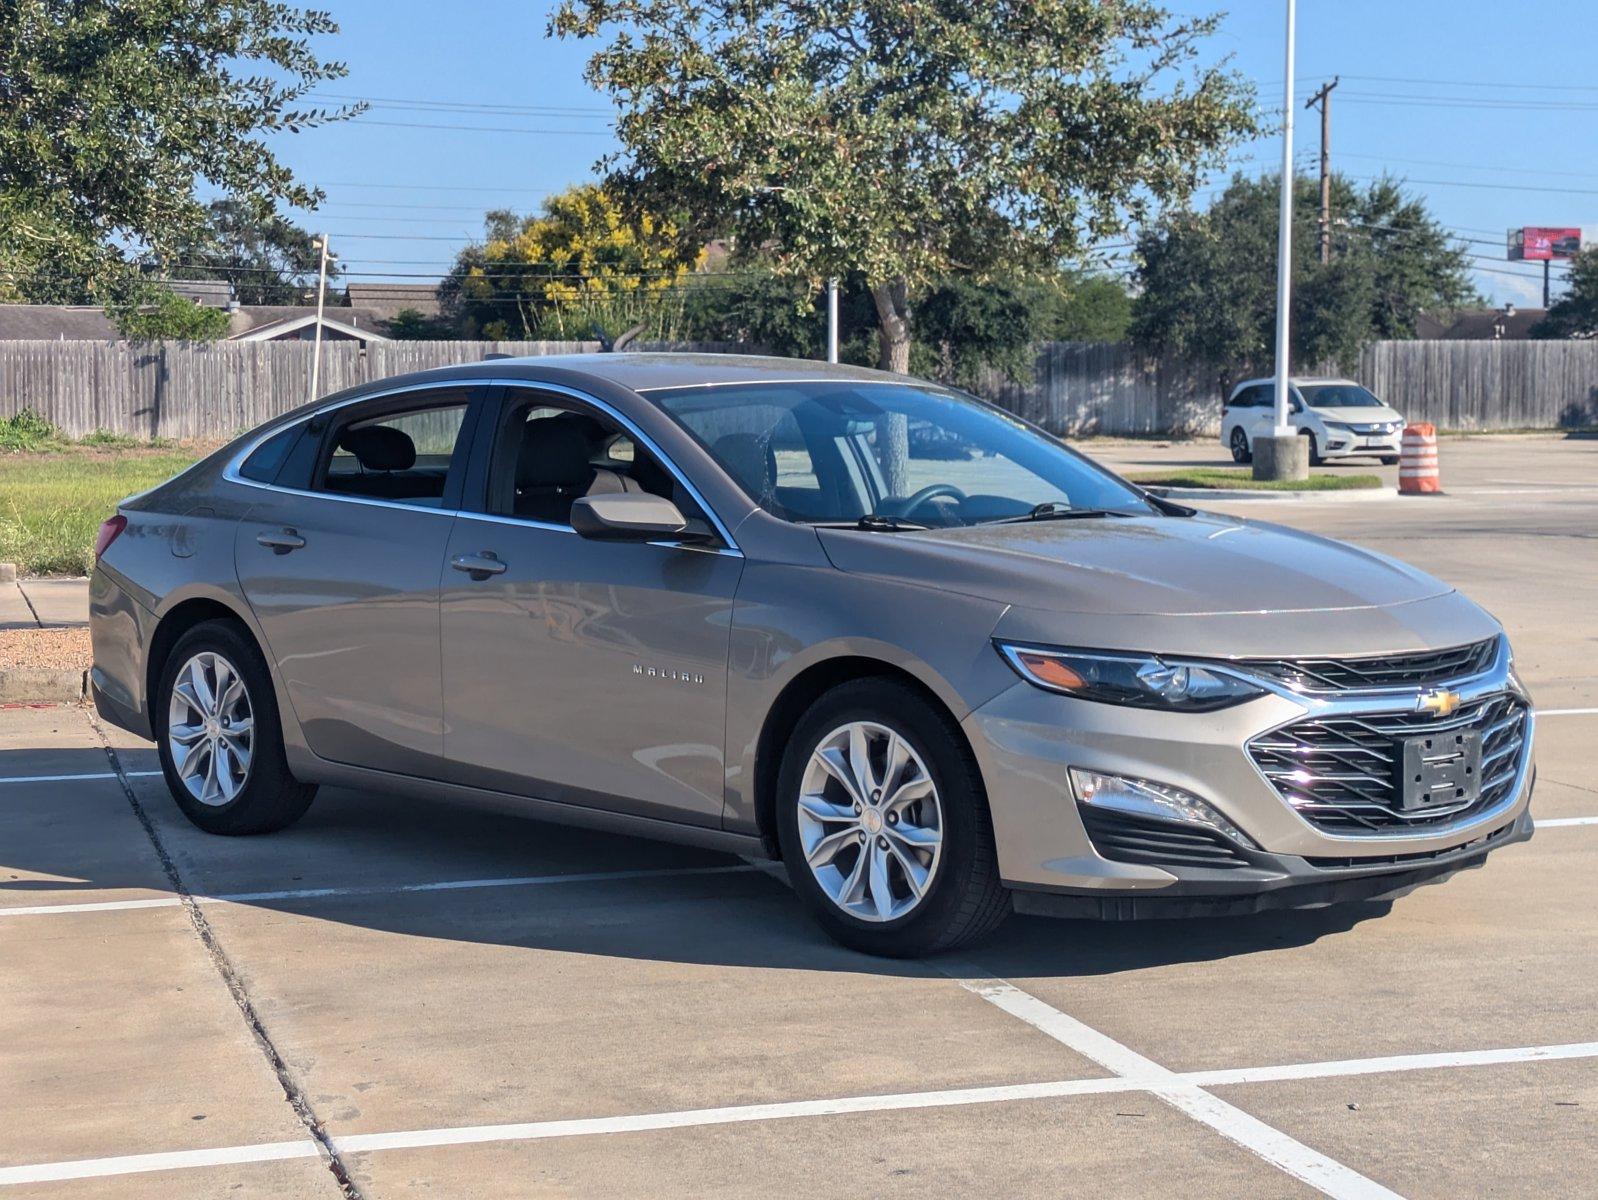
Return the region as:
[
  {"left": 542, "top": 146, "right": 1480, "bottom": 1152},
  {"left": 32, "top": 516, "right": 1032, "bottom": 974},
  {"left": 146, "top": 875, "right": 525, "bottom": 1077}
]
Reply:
[
  {"left": 309, "top": 233, "right": 331, "bottom": 405},
  {"left": 1271, "top": 0, "right": 1296, "bottom": 440},
  {"left": 826, "top": 278, "right": 839, "bottom": 363}
]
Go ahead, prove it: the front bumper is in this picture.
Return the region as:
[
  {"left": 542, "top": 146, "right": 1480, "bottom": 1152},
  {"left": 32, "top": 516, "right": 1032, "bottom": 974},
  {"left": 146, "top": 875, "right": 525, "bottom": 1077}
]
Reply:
[
  {"left": 964, "top": 640, "right": 1535, "bottom": 917},
  {"left": 1320, "top": 428, "right": 1401, "bottom": 458}
]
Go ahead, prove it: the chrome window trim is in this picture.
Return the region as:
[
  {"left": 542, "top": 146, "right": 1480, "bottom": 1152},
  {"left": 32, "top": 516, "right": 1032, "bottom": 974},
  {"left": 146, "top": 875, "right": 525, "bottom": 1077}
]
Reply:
[{"left": 221, "top": 376, "right": 743, "bottom": 555}]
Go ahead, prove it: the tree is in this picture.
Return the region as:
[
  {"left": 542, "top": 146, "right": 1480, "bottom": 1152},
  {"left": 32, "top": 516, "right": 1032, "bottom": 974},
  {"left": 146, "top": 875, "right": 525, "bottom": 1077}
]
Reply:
[
  {"left": 0, "top": 1, "right": 356, "bottom": 302},
  {"left": 385, "top": 308, "right": 459, "bottom": 340},
  {"left": 162, "top": 200, "right": 334, "bottom": 306},
  {"left": 1130, "top": 173, "right": 1471, "bottom": 379},
  {"left": 550, "top": 0, "right": 1255, "bottom": 379},
  {"left": 1534, "top": 247, "right": 1598, "bottom": 339},
  {"left": 107, "top": 284, "right": 231, "bottom": 342},
  {"left": 442, "top": 186, "right": 702, "bottom": 340}
]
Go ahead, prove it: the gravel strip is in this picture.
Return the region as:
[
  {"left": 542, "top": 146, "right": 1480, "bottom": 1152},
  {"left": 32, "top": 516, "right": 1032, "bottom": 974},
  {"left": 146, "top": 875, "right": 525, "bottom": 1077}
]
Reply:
[{"left": 0, "top": 627, "right": 91, "bottom": 671}]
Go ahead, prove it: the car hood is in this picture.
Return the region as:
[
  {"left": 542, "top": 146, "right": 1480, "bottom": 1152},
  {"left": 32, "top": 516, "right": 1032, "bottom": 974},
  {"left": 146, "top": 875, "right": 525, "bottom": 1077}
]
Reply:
[
  {"left": 817, "top": 512, "right": 1499, "bottom": 658},
  {"left": 1315, "top": 406, "right": 1404, "bottom": 425},
  {"left": 819, "top": 512, "right": 1448, "bottom": 617}
]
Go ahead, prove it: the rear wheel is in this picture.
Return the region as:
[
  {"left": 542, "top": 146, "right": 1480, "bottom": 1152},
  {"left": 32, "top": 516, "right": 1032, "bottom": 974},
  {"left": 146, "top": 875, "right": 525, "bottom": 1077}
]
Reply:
[
  {"left": 776, "top": 679, "right": 1009, "bottom": 957},
  {"left": 1229, "top": 427, "right": 1251, "bottom": 463},
  {"left": 155, "top": 620, "right": 316, "bottom": 835}
]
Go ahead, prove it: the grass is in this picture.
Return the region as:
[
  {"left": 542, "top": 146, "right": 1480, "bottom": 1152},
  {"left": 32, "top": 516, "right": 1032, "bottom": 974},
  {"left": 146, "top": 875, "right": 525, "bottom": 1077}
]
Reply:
[
  {"left": 1, "top": 438, "right": 203, "bottom": 575},
  {"left": 1128, "top": 467, "right": 1385, "bottom": 492}
]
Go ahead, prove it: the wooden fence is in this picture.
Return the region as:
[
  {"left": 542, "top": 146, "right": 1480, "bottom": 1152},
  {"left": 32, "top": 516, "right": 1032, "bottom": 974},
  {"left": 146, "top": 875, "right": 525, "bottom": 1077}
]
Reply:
[{"left": 1, "top": 336, "right": 1593, "bottom": 441}]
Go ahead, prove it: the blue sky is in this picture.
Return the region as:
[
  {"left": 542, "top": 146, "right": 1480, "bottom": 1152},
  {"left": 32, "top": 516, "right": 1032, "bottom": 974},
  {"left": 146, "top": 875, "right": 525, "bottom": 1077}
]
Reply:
[{"left": 272, "top": 0, "right": 1598, "bottom": 308}]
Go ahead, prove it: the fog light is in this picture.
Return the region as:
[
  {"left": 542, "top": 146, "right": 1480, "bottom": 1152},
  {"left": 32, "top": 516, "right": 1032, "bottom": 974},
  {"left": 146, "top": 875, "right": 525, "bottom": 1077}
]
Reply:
[{"left": 1069, "top": 768, "right": 1256, "bottom": 847}]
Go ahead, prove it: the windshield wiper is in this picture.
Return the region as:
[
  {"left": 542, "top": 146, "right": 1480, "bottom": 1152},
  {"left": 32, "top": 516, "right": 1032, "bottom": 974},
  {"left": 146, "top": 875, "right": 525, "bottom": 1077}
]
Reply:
[
  {"left": 987, "top": 502, "right": 1130, "bottom": 525},
  {"left": 806, "top": 515, "right": 931, "bottom": 532}
]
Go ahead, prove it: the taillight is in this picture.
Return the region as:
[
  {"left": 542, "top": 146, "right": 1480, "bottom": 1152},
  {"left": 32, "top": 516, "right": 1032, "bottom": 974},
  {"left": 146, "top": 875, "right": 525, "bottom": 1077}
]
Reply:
[{"left": 94, "top": 514, "right": 127, "bottom": 560}]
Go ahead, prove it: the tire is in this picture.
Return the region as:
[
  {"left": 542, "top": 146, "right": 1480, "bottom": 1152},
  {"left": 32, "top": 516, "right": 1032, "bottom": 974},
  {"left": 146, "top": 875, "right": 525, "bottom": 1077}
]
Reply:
[
  {"left": 1380, "top": 455, "right": 1399, "bottom": 466},
  {"left": 1228, "top": 427, "right": 1251, "bottom": 464},
  {"left": 154, "top": 619, "right": 316, "bottom": 835},
  {"left": 1302, "top": 431, "right": 1324, "bottom": 467},
  {"left": 775, "top": 679, "right": 1010, "bottom": 957}
]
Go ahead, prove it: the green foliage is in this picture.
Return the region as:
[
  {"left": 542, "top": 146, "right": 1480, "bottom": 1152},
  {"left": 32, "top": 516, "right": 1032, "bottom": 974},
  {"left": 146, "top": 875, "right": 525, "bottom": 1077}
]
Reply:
[
  {"left": 1127, "top": 467, "right": 1383, "bottom": 492},
  {"left": 0, "top": 0, "right": 356, "bottom": 302},
  {"left": 108, "top": 285, "right": 231, "bottom": 342},
  {"left": 161, "top": 199, "right": 333, "bottom": 306},
  {"left": 1130, "top": 174, "right": 1472, "bottom": 379},
  {"left": 0, "top": 409, "right": 62, "bottom": 453},
  {"left": 551, "top": 0, "right": 1256, "bottom": 370},
  {"left": 1032, "top": 272, "right": 1134, "bottom": 342},
  {"left": 0, "top": 444, "right": 201, "bottom": 575},
  {"left": 1534, "top": 247, "right": 1598, "bottom": 339},
  {"left": 443, "top": 186, "right": 702, "bottom": 341},
  {"left": 385, "top": 308, "right": 460, "bottom": 341}
]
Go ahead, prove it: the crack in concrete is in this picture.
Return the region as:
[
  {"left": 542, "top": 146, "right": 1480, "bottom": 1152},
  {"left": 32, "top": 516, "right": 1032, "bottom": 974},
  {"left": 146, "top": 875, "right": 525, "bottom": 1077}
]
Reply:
[{"left": 87, "top": 711, "right": 367, "bottom": 1200}]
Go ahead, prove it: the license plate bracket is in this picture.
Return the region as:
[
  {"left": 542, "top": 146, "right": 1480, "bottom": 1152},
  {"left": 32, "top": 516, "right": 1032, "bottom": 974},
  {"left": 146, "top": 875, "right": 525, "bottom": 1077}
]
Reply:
[{"left": 1398, "top": 728, "right": 1483, "bottom": 811}]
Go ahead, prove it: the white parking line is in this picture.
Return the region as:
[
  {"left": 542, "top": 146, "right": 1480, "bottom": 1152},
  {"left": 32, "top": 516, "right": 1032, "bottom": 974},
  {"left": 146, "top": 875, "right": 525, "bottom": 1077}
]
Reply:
[
  {"left": 0, "top": 769, "right": 161, "bottom": 786},
  {"left": 1537, "top": 708, "right": 1598, "bottom": 717},
  {"left": 1539, "top": 816, "right": 1598, "bottom": 828},
  {"left": 0, "top": 864, "right": 761, "bottom": 918},
  {"left": 5, "top": 1039, "right": 1595, "bottom": 1187},
  {"left": 946, "top": 969, "right": 1399, "bottom": 1200}
]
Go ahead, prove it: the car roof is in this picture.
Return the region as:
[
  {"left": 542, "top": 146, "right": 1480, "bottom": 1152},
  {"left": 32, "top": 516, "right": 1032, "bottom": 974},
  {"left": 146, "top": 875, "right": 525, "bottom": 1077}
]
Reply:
[
  {"left": 1229, "top": 376, "right": 1362, "bottom": 391},
  {"left": 385, "top": 352, "right": 914, "bottom": 395}
]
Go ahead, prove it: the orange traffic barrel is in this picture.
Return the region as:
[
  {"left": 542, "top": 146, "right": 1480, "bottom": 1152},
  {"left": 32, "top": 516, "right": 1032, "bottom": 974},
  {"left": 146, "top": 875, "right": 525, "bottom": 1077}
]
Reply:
[{"left": 1399, "top": 423, "right": 1441, "bottom": 494}]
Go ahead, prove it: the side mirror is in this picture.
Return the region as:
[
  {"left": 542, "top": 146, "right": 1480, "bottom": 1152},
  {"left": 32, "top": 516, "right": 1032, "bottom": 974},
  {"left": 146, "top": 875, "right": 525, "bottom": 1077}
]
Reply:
[{"left": 571, "top": 492, "right": 694, "bottom": 542}]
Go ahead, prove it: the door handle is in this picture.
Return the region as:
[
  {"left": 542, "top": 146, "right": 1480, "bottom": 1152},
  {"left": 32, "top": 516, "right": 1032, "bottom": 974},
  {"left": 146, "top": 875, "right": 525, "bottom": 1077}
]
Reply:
[
  {"left": 256, "top": 529, "right": 306, "bottom": 554},
  {"left": 450, "top": 552, "right": 508, "bottom": 580}
]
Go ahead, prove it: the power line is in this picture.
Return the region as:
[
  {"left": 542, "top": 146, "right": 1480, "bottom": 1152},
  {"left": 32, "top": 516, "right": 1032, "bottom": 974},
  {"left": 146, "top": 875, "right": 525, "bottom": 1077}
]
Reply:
[
  {"left": 307, "top": 91, "right": 613, "bottom": 115},
  {"left": 344, "top": 117, "right": 613, "bottom": 137}
]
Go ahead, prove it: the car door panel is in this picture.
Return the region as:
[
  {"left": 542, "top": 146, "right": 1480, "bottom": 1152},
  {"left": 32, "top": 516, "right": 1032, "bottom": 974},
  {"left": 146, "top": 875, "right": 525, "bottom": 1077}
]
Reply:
[
  {"left": 235, "top": 495, "right": 456, "bottom": 776},
  {"left": 439, "top": 516, "right": 743, "bottom": 824}
]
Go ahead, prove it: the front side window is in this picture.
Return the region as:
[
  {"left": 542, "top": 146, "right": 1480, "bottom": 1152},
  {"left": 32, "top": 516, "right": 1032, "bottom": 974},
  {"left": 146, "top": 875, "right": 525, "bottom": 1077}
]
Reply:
[
  {"left": 1300, "top": 384, "right": 1384, "bottom": 409},
  {"left": 317, "top": 399, "right": 468, "bottom": 507},
  {"left": 648, "top": 381, "right": 1151, "bottom": 528},
  {"left": 487, "top": 393, "right": 706, "bottom": 530}
]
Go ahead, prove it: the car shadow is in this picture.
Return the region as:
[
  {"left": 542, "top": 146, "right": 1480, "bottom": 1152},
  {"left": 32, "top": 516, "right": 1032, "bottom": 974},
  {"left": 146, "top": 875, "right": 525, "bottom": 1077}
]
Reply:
[{"left": 1, "top": 745, "right": 1395, "bottom": 981}]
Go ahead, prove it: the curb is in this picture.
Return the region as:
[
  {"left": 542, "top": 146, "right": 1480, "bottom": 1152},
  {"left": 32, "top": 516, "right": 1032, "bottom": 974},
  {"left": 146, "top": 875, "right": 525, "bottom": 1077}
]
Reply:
[
  {"left": 1146, "top": 486, "right": 1400, "bottom": 502},
  {"left": 0, "top": 668, "right": 88, "bottom": 704},
  {"left": 0, "top": 562, "right": 15, "bottom": 583}
]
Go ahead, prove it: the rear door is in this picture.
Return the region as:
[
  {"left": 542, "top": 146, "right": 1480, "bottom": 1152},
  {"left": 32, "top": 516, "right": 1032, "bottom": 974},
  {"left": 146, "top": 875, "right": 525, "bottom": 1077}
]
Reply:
[
  {"left": 234, "top": 386, "right": 483, "bottom": 778},
  {"left": 437, "top": 386, "right": 744, "bottom": 826}
]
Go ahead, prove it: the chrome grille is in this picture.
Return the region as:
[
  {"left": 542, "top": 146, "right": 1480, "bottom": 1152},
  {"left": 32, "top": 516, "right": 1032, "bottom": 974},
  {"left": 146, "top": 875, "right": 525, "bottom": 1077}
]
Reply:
[
  {"left": 1240, "top": 638, "right": 1499, "bottom": 692},
  {"left": 1248, "top": 694, "right": 1529, "bottom": 834}
]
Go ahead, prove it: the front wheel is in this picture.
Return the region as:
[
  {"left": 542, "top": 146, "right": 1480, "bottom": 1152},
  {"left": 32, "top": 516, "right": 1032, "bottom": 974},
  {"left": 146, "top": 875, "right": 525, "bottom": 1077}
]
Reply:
[
  {"left": 1303, "top": 432, "right": 1325, "bottom": 467},
  {"left": 155, "top": 619, "right": 316, "bottom": 835},
  {"left": 1229, "top": 427, "right": 1251, "bottom": 463},
  {"left": 1380, "top": 455, "right": 1399, "bottom": 466},
  {"left": 776, "top": 679, "right": 1009, "bottom": 957}
]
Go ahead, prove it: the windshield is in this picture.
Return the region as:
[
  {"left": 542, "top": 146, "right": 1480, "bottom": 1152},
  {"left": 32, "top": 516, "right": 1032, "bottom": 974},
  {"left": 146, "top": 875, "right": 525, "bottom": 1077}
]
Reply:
[
  {"left": 1300, "top": 384, "right": 1384, "bottom": 409},
  {"left": 645, "top": 381, "right": 1151, "bottom": 527}
]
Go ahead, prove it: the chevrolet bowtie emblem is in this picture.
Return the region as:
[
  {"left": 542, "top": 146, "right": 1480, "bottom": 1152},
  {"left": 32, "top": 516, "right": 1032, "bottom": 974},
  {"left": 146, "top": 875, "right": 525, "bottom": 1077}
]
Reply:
[{"left": 1418, "top": 688, "right": 1462, "bottom": 718}]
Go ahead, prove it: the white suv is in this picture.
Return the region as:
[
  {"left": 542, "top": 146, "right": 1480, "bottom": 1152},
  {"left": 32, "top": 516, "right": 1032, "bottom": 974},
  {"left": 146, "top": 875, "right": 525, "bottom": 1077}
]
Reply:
[{"left": 1222, "top": 378, "right": 1405, "bottom": 466}]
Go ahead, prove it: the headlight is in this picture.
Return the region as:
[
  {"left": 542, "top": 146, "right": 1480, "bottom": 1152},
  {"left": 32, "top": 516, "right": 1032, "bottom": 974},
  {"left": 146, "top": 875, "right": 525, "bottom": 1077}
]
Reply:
[
  {"left": 1070, "top": 768, "right": 1256, "bottom": 847},
  {"left": 996, "top": 643, "right": 1266, "bottom": 711},
  {"left": 1322, "top": 420, "right": 1353, "bottom": 432}
]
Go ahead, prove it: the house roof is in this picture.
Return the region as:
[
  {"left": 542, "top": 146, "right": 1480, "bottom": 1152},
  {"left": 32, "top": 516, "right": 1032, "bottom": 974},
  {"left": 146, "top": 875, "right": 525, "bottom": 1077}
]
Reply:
[
  {"left": 1418, "top": 308, "right": 1548, "bottom": 340},
  {"left": 0, "top": 303, "right": 392, "bottom": 342},
  {"left": 344, "top": 283, "right": 443, "bottom": 317}
]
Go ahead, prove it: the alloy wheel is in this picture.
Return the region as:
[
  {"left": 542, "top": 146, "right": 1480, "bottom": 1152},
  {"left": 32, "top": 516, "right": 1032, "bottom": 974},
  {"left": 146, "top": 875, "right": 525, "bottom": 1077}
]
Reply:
[
  {"left": 1230, "top": 428, "right": 1249, "bottom": 462},
  {"left": 166, "top": 651, "right": 254, "bottom": 807},
  {"left": 796, "top": 721, "right": 944, "bottom": 923}
]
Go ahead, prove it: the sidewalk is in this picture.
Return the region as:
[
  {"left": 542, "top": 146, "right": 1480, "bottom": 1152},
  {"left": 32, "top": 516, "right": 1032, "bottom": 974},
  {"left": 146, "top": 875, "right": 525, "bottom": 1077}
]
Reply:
[{"left": 0, "top": 574, "right": 91, "bottom": 702}]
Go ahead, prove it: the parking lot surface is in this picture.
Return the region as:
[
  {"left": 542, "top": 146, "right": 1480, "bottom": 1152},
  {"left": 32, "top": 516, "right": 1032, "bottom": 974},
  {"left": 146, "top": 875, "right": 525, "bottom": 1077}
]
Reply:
[{"left": 3, "top": 434, "right": 1595, "bottom": 1197}]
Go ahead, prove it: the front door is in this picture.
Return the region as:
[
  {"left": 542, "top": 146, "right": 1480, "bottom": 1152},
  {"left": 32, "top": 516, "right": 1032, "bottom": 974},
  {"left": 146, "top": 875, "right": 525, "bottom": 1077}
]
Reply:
[
  {"left": 438, "top": 391, "right": 744, "bottom": 825},
  {"left": 234, "top": 388, "right": 478, "bottom": 777}
]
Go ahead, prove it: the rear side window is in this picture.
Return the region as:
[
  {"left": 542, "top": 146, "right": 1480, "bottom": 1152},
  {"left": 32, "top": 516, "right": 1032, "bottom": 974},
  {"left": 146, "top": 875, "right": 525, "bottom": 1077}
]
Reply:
[
  {"left": 238, "top": 424, "right": 300, "bottom": 483},
  {"left": 317, "top": 400, "right": 470, "bottom": 508}
]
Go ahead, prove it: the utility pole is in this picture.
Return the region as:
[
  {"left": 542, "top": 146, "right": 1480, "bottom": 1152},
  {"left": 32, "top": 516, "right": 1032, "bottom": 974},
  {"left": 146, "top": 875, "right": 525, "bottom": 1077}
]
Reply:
[
  {"left": 825, "top": 278, "right": 840, "bottom": 363},
  {"left": 309, "top": 234, "right": 331, "bottom": 405},
  {"left": 1306, "top": 77, "right": 1338, "bottom": 265}
]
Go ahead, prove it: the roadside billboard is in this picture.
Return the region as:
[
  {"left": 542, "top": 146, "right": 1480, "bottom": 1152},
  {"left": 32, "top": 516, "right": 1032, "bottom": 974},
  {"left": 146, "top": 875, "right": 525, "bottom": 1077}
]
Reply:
[{"left": 1508, "top": 227, "right": 1583, "bottom": 261}]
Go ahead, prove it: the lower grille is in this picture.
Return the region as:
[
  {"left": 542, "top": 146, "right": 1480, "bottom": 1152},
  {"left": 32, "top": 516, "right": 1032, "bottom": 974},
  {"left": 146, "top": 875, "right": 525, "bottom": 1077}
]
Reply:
[
  {"left": 1248, "top": 694, "right": 1529, "bottom": 835},
  {"left": 1303, "top": 821, "right": 1515, "bottom": 869},
  {"left": 1080, "top": 806, "right": 1252, "bottom": 870}
]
